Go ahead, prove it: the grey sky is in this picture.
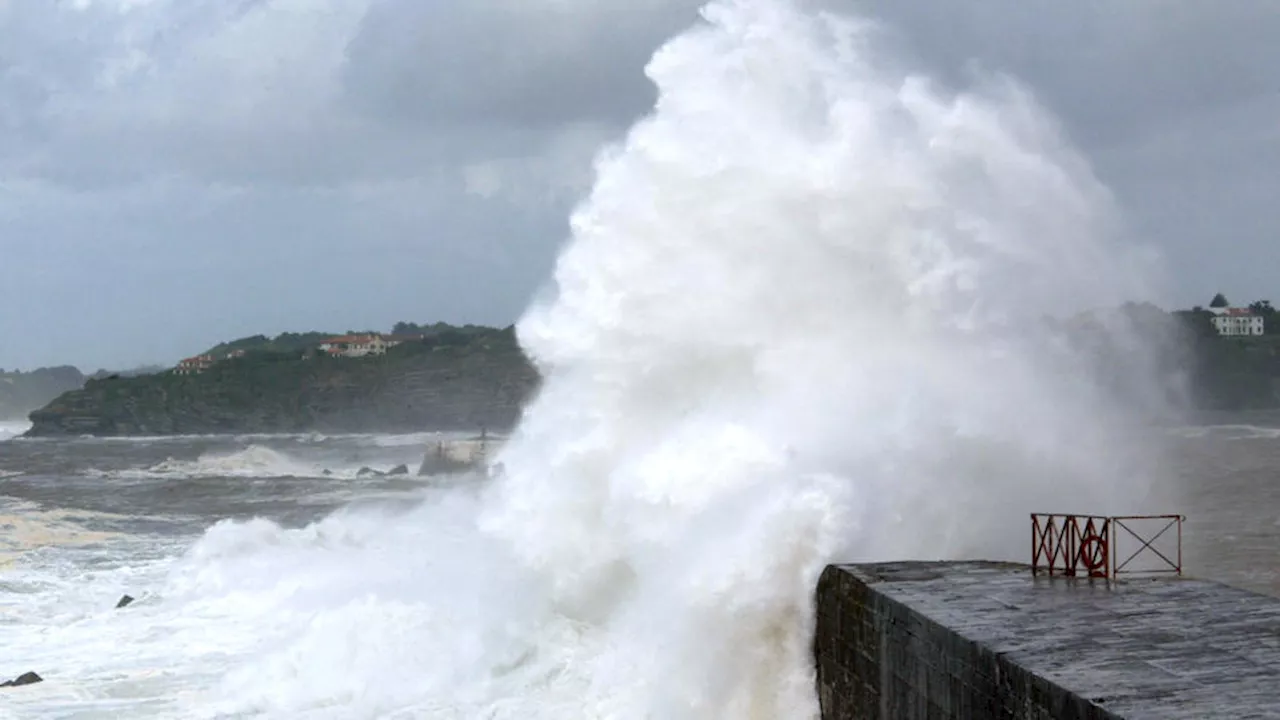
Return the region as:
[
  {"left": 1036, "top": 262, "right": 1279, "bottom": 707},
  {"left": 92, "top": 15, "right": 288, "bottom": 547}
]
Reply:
[{"left": 0, "top": 0, "right": 1276, "bottom": 370}]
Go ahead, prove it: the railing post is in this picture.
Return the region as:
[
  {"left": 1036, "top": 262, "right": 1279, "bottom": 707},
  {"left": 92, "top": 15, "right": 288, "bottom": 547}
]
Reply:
[
  {"left": 1177, "top": 515, "right": 1183, "bottom": 575},
  {"left": 1031, "top": 514, "right": 1038, "bottom": 574},
  {"left": 1107, "top": 517, "right": 1114, "bottom": 578},
  {"left": 1059, "top": 512, "right": 1070, "bottom": 573},
  {"left": 1104, "top": 516, "right": 1112, "bottom": 578}
]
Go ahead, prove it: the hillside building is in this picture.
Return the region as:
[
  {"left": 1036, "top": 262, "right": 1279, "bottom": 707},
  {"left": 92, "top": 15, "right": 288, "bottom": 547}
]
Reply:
[
  {"left": 1208, "top": 307, "right": 1265, "bottom": 336},
  {"left": 174, "top": 355, "right": 215, "bottom": 375},
  {"left": 318, "top": 333, "right": 420, "bottom": 358}
]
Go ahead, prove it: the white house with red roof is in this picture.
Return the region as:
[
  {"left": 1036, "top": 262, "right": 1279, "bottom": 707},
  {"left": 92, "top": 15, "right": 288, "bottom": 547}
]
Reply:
[
  {"left": 1208, "top": 307, "right": 1265, "bottom": 336},
  {"left": 318, "top": 333, "right": 419, "bottom": 358},
  {"left": 174, "top": 355, "right": 215, "bottom": 375}
]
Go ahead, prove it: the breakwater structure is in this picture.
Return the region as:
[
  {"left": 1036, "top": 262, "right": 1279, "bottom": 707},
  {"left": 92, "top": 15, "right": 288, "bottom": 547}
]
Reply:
[
  {"left": 416, "top": 431, "right": 499, "bottom": 476},
  {"left": 814, "top": 514, "right": 1280, "bottom": 719}
]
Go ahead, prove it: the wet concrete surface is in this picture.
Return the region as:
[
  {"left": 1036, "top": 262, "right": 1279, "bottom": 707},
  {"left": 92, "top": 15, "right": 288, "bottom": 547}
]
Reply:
[{"left": 841, "top": 561, "right": 1280, "bottom": 719}]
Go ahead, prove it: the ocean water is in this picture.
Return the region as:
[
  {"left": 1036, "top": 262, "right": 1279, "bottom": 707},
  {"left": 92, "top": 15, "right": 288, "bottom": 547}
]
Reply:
[
  {"left": 0, "top": 427, "right": 1276, "bottom": 720},
  {"left": 2, "top": 0, "right": 1264, "bottom": 717},
  {"left": 0, "top": 432, "right": 495, "bottom": 719}
]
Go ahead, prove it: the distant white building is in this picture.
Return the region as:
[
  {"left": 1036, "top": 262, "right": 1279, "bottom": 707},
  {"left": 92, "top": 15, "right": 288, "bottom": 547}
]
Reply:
[
  {"left": 1208, "top": 307, "right": 1265, "bottom": 336},
  {"left": 318, "top": 333, "right": 420, "bottom": 358},
  {"left": 319, "top": 334, "right": 388, "bottom": 357},
  {"left": 174, "top": 355, "right": 215, "bottom": 375}
]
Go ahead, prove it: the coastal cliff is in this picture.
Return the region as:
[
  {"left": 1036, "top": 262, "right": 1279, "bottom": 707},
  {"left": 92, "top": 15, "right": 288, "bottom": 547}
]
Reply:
[{"left": 25, "top": 328, "right": 538, "bottom": 437}]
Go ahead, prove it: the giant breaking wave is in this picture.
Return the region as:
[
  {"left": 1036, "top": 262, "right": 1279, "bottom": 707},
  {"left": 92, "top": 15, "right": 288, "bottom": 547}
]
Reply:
[{"left": 2, "top": 1, "right": 1172, "bottom": 718}]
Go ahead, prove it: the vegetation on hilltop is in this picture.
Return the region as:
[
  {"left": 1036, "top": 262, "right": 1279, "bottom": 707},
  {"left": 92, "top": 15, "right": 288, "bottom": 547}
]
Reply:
[
  {"left": 27, "top": 325, "right": 537, "bottom": 437},
  {"left": 199, "top": 322, "right": 501, "bottom": 359},
  {"left": 202, "top": 332, "right": 337, "bottom": 359},
  {"left": 390, "top": 321, "right": 494, "bottom": 337},
  {"left": 88, "top": 365, "right": 167, "bottom": 381},
  {"left": 1246, "top": 300, "right": 1279, "bottom": 330},
  {"left": 1071, "top": 296, "right": 1280, "bottom": 412},
  {"left": 1170, "top": 307, "right": 1280, "bottom": 410}
]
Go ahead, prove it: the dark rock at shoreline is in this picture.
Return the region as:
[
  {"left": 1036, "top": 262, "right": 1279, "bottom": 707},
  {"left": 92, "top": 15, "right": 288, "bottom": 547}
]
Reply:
[
  {"left": 1, "top": 671, "right": 42, "bottom": 687},
  {"left": 356, "top": 466, "right": 381, "bottom": 477},
  {"left": 116, "top": 594, "right": 134, "bottom": 609},
  {"left": 387, "top": 464, "right": 409, "bottom": 476}
]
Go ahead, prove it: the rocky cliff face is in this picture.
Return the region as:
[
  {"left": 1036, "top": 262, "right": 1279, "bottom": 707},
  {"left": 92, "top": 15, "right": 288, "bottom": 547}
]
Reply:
[{"left": 25, "top": 335, "right": 538, "bottom": 437}]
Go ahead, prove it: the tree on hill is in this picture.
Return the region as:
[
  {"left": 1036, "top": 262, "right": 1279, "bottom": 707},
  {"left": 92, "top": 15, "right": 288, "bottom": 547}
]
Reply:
[
  {"left": 391, "top": 321, "right": 492, "bottom": 337},
  {"left": 204, "top": 332, "right": 334, "bottom": 358},
  {"left": 1248, "top": 300, "right": 1277, "bottom": 329},
  {"left": 1209, "top": 293, "right": 1229, "bottom": 308}
]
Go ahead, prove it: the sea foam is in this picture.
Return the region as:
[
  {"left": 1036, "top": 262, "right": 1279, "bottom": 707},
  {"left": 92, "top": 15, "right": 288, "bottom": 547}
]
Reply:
[{"left": 2, "top": 1, "right": 1171, "bottom": 718}]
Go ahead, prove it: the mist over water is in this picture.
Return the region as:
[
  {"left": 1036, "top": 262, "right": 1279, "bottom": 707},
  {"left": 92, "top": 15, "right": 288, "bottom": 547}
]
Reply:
[
  {"left": 0, "top": 420, "right": 31, "bottom": 442},
  {"left": 1, "top": 1, "right": 1176, "bottom": 718}
]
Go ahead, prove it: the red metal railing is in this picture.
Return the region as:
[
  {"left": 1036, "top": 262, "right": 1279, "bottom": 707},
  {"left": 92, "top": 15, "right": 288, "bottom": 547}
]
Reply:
[
  {"left": 1031, "top": 513, "right": 1184, "bottom": 579},
  {"left": 1031, "top": 514, "right": 1112, "bottom": 578}
]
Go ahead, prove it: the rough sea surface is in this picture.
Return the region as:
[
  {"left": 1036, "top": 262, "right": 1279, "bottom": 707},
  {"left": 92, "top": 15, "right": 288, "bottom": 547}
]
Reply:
[
  {"left": 0, "top": 428, "right": 494, "bottom": 719},
  {"left": 0, "top": 0, "right": 1261, "bottom": 717},
  {"left": 0, "top": 423, "right": 1276, "bottom": 718}
]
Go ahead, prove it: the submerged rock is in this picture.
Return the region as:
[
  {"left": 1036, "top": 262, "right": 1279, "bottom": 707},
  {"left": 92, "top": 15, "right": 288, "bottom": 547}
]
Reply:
[
  {"left": 356, "top": 466, "right": 382, "bottom": 477},
  {"left": 387, "top": 464, "right": 409, "bottom": 476},
  {"left": 1, "top": 671, "right": 42, "bottom": 687},
  {"left": 115, "top": 594, "right": 134, "bottom": 609}
]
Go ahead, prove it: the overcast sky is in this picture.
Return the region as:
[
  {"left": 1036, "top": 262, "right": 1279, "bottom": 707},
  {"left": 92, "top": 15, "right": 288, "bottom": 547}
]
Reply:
[{"left": 1, "top": 0, "right": 1277, "bottom": 370}]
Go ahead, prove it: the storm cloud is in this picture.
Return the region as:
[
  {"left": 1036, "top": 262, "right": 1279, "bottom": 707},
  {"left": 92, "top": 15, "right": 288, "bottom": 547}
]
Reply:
[{"left": 0, "top": 0, "right": 1276, "bottom": 369}]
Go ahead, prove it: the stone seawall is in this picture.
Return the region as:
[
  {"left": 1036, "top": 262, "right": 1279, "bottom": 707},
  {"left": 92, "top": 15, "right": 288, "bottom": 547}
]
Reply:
[{"left": 814, "top": 561, "right": 1280, "bottom": 719}]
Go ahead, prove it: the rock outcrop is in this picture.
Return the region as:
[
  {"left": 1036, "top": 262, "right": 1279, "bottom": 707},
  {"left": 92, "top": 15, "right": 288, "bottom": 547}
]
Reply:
[{"left": 1, "top": 671, "right": 42, "bottom": 687}]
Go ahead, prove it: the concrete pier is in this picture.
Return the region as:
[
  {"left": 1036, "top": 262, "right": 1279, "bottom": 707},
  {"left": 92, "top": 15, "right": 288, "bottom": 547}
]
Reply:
[
  {"left": 416, "top": 436, "right": 497, "bottom": 475},
  {"left": 814, "top": 561, "right": 1280, "bottom": 719}
]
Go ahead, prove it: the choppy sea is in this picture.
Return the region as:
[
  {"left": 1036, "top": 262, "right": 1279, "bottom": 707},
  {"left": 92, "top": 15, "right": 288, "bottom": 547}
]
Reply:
[
  {"left": 0, "top": 425, "right": 498, "bottom": 718},
  {"left": 0, "top": 418, "right": 1276, "bottom": 717}
]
